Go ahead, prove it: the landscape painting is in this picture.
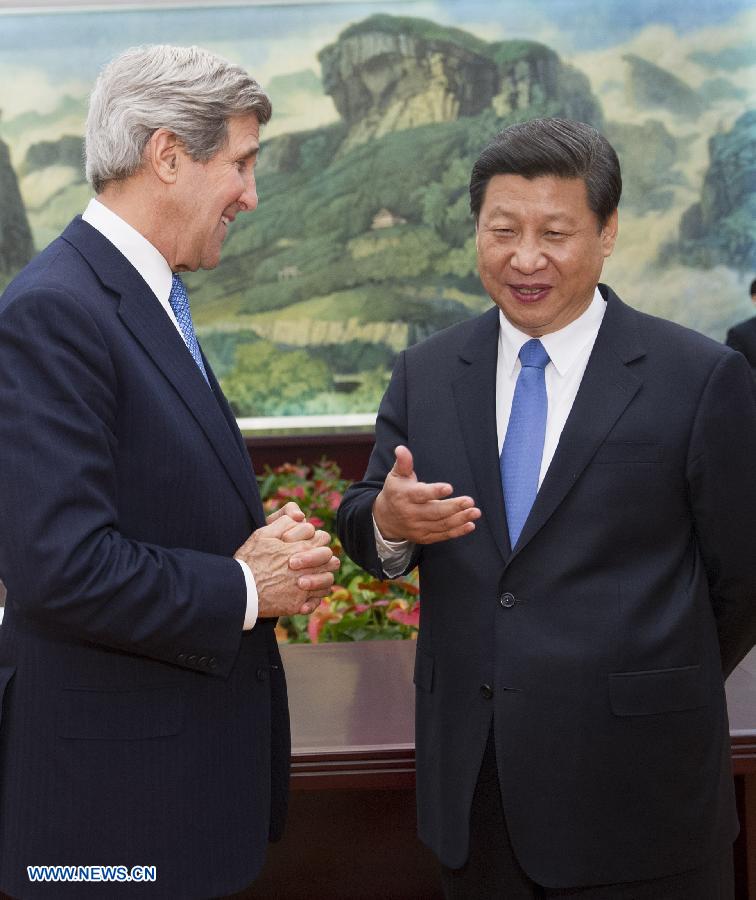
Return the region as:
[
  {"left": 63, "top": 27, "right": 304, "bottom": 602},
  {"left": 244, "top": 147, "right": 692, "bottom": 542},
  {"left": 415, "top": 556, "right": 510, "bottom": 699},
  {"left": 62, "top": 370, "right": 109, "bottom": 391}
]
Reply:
[{"left": 0, "top": 0, "right": 753, "bottom": 426}]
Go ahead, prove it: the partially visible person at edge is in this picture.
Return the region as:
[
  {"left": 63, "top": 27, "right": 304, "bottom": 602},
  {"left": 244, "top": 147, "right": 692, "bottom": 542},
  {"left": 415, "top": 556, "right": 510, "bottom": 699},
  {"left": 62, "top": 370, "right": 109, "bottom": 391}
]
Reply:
[
  {"left": 726, "top": 278, "right": 756, "bottom": 373},
  {"left": 0, "top": 44, "right": 338, "bottom": 899},
  {"left": 337, "top": 117, "right": 756, "bottom": 899}
]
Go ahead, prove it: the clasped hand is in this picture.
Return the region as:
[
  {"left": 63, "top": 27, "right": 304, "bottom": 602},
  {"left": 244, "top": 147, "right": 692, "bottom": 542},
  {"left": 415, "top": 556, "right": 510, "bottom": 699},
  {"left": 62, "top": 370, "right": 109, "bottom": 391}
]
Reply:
[
  {"left": 234, "top": 503, "right": 340, "bottom": 618},
  {"left": 373, "top": 445, "right": 481, "bottom": 544}
]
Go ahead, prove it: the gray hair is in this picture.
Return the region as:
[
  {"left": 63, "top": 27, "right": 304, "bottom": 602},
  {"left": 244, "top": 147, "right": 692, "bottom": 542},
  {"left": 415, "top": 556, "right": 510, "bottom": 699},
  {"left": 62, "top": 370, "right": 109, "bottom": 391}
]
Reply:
[{"left": 85, "top": 44, "right": 272, "bottom": 193}]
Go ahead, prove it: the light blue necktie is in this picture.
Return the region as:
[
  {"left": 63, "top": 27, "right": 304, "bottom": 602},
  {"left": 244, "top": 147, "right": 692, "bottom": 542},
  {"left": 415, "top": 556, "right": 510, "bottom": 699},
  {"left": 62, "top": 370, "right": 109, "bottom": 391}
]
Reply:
[
  {"left": 501, "top": 338, "right": 550, "bottom": 547},
  {"left": 168, "top": 274, "right": 210, "bottom": 386}
]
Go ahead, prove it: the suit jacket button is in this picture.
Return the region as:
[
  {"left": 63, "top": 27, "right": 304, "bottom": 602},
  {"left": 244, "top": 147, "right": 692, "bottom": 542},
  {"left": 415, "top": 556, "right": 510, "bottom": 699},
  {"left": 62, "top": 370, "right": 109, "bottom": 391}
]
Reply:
[
  {"left": 499, "top": 592, "right": 516, "bottom": 608},
  {"left": 256, "top": 668, "right": 269, "bottom": 682},
  {"left": 480, "top": 684, "right": 493, "bottom": 700},
  {"left": 198, "top": 656, "right": 208, "bottom": 667},
  {"left": 208, "top": 658, "right": 218, "bottom": 670},
  {"left": 176, "top": 652, "right": 187, "bottom": 663},
  {"left": 187, "top": 654, "right": 198, "bottom": 665}
]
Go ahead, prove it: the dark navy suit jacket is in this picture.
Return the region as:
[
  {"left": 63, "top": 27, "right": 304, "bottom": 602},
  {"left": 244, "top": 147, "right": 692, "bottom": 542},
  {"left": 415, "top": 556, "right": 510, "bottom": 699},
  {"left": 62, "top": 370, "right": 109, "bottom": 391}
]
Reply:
[
  {"left": 338, "top": 285, "right": 756, "bottom": 888},
  {"left": 726, "top": 315, "right": 756, "bottom": 373},
  {"left": 0, "top": 218, "right": 289, "bottom": 898}
]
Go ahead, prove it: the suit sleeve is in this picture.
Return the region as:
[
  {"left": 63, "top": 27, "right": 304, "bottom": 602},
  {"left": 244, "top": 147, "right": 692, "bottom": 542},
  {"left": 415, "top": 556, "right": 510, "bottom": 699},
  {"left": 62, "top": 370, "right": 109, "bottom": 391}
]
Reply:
[
  {"left": 0, "top": 287, "right": 245, "bottom": 676},
  {"left": 337, "top": 350, "right": 421, "bottom": 579},
  {"left": 725, "top": 327, "right": 745, "bottom": 355},
  {"left": 686, "top": 348, "right": 756, "bottom": 677}
]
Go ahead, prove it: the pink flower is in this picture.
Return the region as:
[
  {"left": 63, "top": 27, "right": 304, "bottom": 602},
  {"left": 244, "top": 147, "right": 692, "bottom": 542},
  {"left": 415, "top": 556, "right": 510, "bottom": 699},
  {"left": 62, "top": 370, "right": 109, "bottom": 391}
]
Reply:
[
  {"left": 308, "top": 516, "right": 324, "bottom": 528},
  {"left": 326, "top": 491, "right": 342, "bottom": 510},
  {"left": 388, "top": 605, "right": 420, "bottom": 628}
]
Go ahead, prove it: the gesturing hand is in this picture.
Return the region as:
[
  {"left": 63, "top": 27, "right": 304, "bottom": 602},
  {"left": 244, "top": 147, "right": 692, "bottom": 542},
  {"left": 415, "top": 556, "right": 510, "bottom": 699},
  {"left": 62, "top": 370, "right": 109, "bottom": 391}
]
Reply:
[
  {"left": 372, "top": 445, "right": 480, "bottom": 544},
  {"left": 234, "top": 515, "right": 340, "bottom": 618}
]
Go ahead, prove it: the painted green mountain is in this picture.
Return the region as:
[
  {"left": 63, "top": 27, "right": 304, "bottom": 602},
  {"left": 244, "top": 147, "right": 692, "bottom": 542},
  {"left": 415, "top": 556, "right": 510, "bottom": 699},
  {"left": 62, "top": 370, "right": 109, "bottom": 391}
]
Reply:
[
  {"left": 672, "top": 110, "right": 756, "bottom": 272},
  {"left": 0, "top": 94, "right": 87, "bottom": 144},
  {"left": 0, "top": 137, "right": 34, "bottom": 288},
  {"left": 183, "top": 14, "right": 606, "bottom": 416},
  {"left": 5, "top": 13, "right": 738, "bottom": 419}
]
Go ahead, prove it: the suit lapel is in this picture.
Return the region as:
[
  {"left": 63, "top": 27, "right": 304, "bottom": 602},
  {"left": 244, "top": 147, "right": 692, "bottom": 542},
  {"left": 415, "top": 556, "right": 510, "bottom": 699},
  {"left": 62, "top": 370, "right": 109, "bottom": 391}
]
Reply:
[
  {"left": 452, "top": 307, "right": 512, "bottom": 563},
  {"left": 62, "top": 218, "right": 264, "bottom": 526},
  {"left": 511, "top": 287, "right": 645, "bottom": 557},
  {"left": 203, "top": 355, "right": 267, "bottom": 524}
]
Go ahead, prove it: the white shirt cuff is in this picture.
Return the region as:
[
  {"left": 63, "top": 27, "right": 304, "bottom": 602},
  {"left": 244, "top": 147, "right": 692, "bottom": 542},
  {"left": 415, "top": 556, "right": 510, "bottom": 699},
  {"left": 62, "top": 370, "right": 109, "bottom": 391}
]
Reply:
[
  {"left": 237, "top": 559, "right": 258, "bottom": 630},
  {"left": 372, "top": 514, "right": 414, "bottom": 577}
]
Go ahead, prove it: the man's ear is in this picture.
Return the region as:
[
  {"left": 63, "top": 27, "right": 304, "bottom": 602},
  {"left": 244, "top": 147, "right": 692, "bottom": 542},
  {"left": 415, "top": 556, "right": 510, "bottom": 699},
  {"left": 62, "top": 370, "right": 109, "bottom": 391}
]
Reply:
[
  {"left": 147, "top": 128, "right": 182, "bottom": 184},
  {"left": 601, "top": 209, "right": 619, "bottom": 258}
]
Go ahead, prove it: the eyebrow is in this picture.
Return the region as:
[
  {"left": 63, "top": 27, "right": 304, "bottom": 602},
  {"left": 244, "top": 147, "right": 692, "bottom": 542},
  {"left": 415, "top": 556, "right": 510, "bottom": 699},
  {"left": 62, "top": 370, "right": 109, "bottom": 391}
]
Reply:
[{"left": 485, "top": 206, "right": 579, "bottom": 225}]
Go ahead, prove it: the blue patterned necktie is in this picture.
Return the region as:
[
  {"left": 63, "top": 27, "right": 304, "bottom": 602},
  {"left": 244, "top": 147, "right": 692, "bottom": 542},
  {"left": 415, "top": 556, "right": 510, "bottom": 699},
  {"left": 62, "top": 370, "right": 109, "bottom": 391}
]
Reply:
[
  {"left": 501, "top": 338, "right": 550, "bottom": 547},
  {"left": 168, "top": 274, "right": 210, "bottom": 386}
]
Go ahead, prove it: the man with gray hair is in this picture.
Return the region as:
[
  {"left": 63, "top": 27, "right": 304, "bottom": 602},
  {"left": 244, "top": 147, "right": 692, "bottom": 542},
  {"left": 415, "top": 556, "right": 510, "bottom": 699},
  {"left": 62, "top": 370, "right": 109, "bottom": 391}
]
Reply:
[
  {"left": 338, "top": 117, "right": 756, "bottom": 898},
  {"left": 0, "top": 45, "right": 337, "bottom": 898}
]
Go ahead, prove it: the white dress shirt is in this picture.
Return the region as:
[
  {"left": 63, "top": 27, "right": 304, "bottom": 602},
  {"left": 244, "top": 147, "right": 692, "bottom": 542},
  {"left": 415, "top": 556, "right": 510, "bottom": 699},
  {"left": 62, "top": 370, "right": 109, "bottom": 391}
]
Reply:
[
  {"left": 82, "top": 198, "right": 259, "bottom": 630},
  {"left": 376, "top": 289, "right": 607, "bottom": 573}
]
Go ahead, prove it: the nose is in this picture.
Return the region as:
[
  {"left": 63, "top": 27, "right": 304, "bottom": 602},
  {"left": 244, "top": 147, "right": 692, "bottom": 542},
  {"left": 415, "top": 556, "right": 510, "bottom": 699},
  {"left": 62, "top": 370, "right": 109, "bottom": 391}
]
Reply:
[
  {"left": 238, "top": 173, "right": 258, "bottom": 212},
  {"left": 510, "top": 237, "right": 547, "bottom": 274}
]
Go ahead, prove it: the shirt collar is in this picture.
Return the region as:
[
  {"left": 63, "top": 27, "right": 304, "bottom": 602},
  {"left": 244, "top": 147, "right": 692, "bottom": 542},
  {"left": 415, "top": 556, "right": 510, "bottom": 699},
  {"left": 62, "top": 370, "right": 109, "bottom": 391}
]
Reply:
[
  {"left": 82, "top": 198, "right": 173, "bottom": 305},
  {"left": 498, "top": 288, "right": 607, "bottom": 377}
]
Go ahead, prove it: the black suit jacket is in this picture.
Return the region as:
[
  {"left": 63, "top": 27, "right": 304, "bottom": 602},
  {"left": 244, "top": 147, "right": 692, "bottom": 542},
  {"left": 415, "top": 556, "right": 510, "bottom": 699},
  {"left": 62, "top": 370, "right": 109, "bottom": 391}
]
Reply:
[
  {"left": 726, "top": 315, "right": 756, "bottom": 372},
  {"left": 338, "top": 285, "right": 756, "bottom": 888},
  {"left": 0, "top": 218, "right": 289, "bottom": 899}
]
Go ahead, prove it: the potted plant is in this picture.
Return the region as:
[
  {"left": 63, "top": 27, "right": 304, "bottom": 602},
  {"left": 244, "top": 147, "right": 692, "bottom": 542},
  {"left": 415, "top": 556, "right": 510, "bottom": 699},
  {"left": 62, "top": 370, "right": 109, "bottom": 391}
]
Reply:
[{"left": 258, "top": 460, "right": 420, "bottom": 643}]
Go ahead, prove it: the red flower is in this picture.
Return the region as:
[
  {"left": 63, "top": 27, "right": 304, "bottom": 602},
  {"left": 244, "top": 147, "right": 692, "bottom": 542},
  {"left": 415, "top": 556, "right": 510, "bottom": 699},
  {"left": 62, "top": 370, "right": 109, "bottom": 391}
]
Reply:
[
  {"left": 307, "top": 602, "right": 342, "bottom": 644},
  {"left": 358, "top": 580, "right": 389, "bottom": 595},
  {"left": 394, "top": 579, "right": 420, "bottom": 597},
  {"left": 275, "top": 463, "right": 310, "bottom": 478}
]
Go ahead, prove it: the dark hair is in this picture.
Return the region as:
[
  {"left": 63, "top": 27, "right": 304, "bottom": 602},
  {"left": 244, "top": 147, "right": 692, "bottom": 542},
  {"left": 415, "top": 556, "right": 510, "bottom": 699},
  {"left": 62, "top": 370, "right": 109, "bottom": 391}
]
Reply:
[
  {"left": 470, "top": 117, "right": 622, "bottom": 227},
  {"left": 750, "top": 278, "right": 756, "bottom": 296}
]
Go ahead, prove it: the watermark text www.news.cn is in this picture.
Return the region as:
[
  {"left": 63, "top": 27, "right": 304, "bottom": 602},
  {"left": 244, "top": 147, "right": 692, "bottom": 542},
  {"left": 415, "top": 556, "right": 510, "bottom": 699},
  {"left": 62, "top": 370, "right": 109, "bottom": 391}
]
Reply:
[{"left": 27, "top": 865, "right": 156, "bottom": 883}]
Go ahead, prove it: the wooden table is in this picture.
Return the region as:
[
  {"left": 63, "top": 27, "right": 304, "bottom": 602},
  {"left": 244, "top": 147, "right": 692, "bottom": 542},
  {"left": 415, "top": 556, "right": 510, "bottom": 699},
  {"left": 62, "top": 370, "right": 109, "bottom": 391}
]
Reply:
[{"left": 245, "top": 642, "right": 756, "bottom": 900}]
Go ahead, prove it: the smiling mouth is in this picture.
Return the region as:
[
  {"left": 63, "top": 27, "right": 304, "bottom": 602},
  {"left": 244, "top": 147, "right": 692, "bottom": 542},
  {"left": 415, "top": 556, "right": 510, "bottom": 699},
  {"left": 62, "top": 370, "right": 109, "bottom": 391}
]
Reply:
[{"left": 509, "top": 284, "right": 551, "bottom": 302}]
